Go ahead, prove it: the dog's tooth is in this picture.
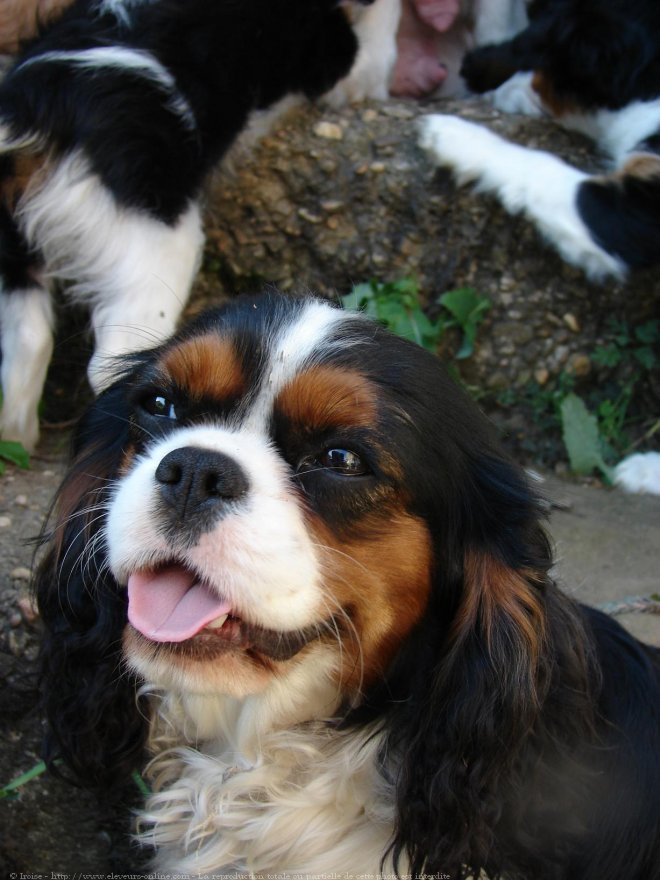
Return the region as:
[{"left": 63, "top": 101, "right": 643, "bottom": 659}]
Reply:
[{"left": 206, "top": 614, "right": 229, "bottom": 630}]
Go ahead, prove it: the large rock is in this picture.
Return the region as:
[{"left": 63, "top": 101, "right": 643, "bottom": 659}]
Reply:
[{"left": 199, "top": 96, "right": 660, "bottom": 401}]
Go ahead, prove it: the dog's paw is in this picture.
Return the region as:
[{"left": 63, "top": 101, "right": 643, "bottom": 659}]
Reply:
[
  {"left": 0, "top": 411, "right": 39, "bottom": 454},
  {"left": 324, "top": 58, "right": 391, "bottom": 107},
  {"left": 417, "top": 114, "right": 487, "bottom": 172},
  {"left": 614, "top": 452, "right": 660, "bottom": 496},
  {"left": 490, "top": 72, "right": 544, "bottom": 117}
]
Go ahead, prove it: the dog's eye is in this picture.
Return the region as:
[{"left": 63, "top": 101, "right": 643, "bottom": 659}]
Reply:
[
  {"left": 302, "top": 448, "right": 369, "bottom": 476},
  {"left": 321, "top": 448, "right": 367, "bottom": 475},
  {"left": 142, "top": 394, "right": 178, "bottom": 420}
]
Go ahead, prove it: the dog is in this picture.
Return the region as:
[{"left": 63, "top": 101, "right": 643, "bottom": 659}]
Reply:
[
  {"left": 419, "top": 0, "right": 660, "bottom": 281},
  {"left": 35, "top": 292, "right": 660, "bottom": 879},
  {"left": 0, "top": 0, "right": 377, "bottom": 453}
]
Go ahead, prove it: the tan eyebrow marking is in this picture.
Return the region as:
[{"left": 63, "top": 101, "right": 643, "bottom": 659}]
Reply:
[
  {"left": 275, "top": 365, "right": 378, "bottom": 432},
  {"left": 159, "top": 334, "right": 246, "bottom": 401}
]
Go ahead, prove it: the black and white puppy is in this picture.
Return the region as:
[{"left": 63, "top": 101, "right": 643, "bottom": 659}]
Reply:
[
  {"left": 36, "top": 293, "right": 660, "bottom": 879},
  {"left": 0, "top": 0, "right": 373, "bottom": 451},
  {"left": 419, "top": 0, "right": 660, "bottom": 281}
]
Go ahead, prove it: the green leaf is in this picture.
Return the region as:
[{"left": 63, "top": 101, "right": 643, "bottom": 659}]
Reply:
[
  {"left": 438, "top": 287, "right": 491, "bottom": 359},
  {"left": 0, "top": 760, "right": 48, "bottom": 800},
  {"left": 340, "top": 283, "right": 372, "bottom": 312},
  {"left": 634, "top": 319, "right": 658, "bottom": 345},
  {"left": 591, "top": 343, "right": 622, "bottom": 368},
  {"left": 0, "top": 440, "right": 30, "bottom": 470},
  {"left": 633, "top": 346, "right": 656, "bottom": 371},
  {"left": 343, "top": 278, "right": 442, "bottom": 351},
  {"left": 560, "top": 393, "right": 614, "bottom": 482}
]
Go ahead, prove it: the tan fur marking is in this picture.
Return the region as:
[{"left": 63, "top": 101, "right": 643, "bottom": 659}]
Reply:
[
  {"left": 531, "top": 71, "right": 579, "bottom": 117},
  {"left": 1, "top": 152, "right": 48, "bottom": 212},
  {"left": 160, "top": 335, "right": 245, "bottom": 402},
  {"left": 52, "top": 444, "right": 114, "bottom": 558},
  {"left": 310, "top": 512, "right": 433, "bottom": 693},
  {"left": 276, "top": 366, "right": 379, "bottom": 432},
  {"left": 455, "top": 550, "right": 546, "bottom": 675},
  {"left": 618, "top": 153, "right": 660, "bottom": 182},
  {"left": 0, "top": 0, "right": 73, "bottom": 53}
]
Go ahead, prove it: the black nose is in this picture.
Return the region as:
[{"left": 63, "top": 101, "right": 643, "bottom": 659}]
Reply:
[{"left": 155, "top": 446, "right": 249, "bottom": 522}]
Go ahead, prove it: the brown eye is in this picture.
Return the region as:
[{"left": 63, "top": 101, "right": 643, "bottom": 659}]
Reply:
[
  {"left": 319, "top": 448, "right": 368, "bottom": 476},
  {"left": 142, "top": 394, "right": 178, "bottom": 420}
]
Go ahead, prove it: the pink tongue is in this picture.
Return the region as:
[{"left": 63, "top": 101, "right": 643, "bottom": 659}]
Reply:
[{"left": 127, "top": 566, "right": 231, "bottom": 643}]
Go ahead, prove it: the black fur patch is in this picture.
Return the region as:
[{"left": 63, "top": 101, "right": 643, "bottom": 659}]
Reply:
[
  {"left": 577, "top": 165, "right": 660, "bottom": 268},
  {"left": 0, "top": 0, "right": 361, "bottom": 223}
]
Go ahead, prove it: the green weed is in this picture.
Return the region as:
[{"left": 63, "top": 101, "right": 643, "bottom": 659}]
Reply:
[
  {"left": 0, "top": 440, "right": 29, "bottom": 475},
  {"left": 341, "top": 278, "right": 490, "bottom": 357}
]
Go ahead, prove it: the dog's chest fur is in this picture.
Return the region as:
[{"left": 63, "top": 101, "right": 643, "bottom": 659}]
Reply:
[{"left": 141, "top": 697, "right": 395, "bottom": 876}]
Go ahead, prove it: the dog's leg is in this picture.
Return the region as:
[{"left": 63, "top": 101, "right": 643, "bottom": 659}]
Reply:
[
  {"left": 86, "top": 200, "right": 204, "bottom": 391},
  {"left": 325, "top": 0, "right": 401, "bottom": 105},
  {"left": 0, "top": 197, "right": 53, "bottom": 451},
  {"left": 418, "top": 114, "right": 626, "bottom": 279},
  {"left": 0, "top": 282, "right": 54, "bottom": 452},
  {"left": 471, "top": 0, "right": 528, "bottom": 47}
]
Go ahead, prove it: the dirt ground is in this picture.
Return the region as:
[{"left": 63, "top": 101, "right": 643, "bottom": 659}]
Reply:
[{"left": 0, "top": 415, "right": 657, "bottom": 875}]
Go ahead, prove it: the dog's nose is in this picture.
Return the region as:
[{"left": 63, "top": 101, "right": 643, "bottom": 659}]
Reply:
[{"left": 155, "top": 447, "right": 249, "bottom": 520}]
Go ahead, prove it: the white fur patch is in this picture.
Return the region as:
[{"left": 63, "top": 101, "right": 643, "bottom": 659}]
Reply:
[
  {"left": 325, "top": 0, "right": 401, "bottom": 106},
  {"left": 418, "top": 114, "right": 625, "bottom": 279},
  {"left": 97, "top": 0, "right": 160, "bottom": 27},
  {"left": 243, "top": 298, "right": 358, "bottom": 432},
  {"left": 0, "top": 285, "right": 54, "bottom": 451},
  {"left": 16, "top": 152, "right": 204, "bottom": 390},
  {"left": 614, "top": 452, "right": 660, "bottom": 496},
  {"left": 140, "top": 716, "right": 398, "bottom": 877},
  {"left": 558, "top": 99, "right": 660, "bottom": 165},
  {"left": 490, "top": 71, "right": 544, "bottom": 116}
]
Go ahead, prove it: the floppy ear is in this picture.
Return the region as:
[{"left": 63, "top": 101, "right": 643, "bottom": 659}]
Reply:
[
  {"left": 35, "top": 381, "right": 149, "bottom": 788},
  {"left": 385, "top": 455, "right": 591, "bottom": 878},
  {"left": 529, "top": 7, "right": 653, "bottom": 108}
]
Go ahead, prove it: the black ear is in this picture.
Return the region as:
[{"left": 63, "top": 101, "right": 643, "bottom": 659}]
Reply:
[
  {"left": 528, "top": 6, "right": 653, "bottom": 109},
  {"left": 384, "top": 455, "right": 593, "bottom": 878},
  {"left": 35, "top": 381, "right": 149, "bottom": 788}
]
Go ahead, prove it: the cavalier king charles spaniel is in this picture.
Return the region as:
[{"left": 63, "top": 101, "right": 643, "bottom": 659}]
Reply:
[
  {"left": 36, "top": 293, "right": 659, "bottom": 879},
  {"left": 0, "top": 0, "right": 375, "bottom": 452},
  {"left": 419, "top": 0, "right": 660, "bottom": 280}
]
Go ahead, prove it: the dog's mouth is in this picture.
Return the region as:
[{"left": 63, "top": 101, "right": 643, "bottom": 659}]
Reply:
[{"left": 126, "top": 563, "right": 333, "bottom": 661}]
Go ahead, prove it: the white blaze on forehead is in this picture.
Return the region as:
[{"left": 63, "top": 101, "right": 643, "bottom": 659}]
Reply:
[{"left": 244, "top": 299, "right": 355, "bottom": 432}]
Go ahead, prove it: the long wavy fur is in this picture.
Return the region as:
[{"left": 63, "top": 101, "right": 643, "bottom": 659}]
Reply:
[{"left": 35, "top": 378, "right": 150, "bottom": 787}]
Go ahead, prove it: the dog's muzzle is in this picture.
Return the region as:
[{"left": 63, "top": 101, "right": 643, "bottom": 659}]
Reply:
[{"left": 155, "top": 446, "right": 250, "bottom": 540}]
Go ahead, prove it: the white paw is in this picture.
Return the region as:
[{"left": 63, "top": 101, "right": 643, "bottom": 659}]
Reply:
[
  {"left": 0, "top": 408, "right": 39, "bottom": 454},
  {"left": 614, "top": 452, "right": 660, "bottom": 496},
  {"left": 418, "top": 114, "right": 489, "bottom": 176},
  {"left": 324, "top": 55, "right": 392, "bottom": 107},
  {"left": 490, "top": 72, "right": 544, "bottom": 117}
]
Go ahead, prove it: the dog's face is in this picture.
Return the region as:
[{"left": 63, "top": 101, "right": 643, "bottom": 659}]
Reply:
[
  {"left": 104, "top": 295, "right": 445, "bottom": 701},
  {"left": 524, "top": 0, "right": 658, "bottom": 111},
  {"left": 464, "top": 0, "right": 658, "bottom": 111},
  {"left": 39, "top": 293, "right": 569, "bottom": 875}
]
